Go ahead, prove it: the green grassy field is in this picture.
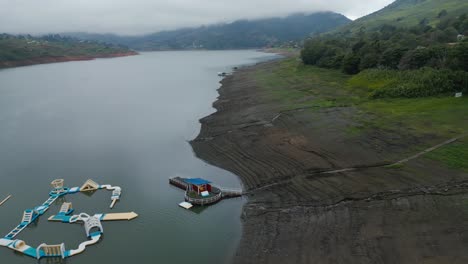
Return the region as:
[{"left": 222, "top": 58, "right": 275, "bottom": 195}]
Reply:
[
  {"left": 254, "top": 57, "right": 468, "bottom": 169},
  {"left": 254, "top": 58, "right": 353, "bottom": 110},
  {"left": 362, "top": 97, "right": 468, "bottom": 136},
  {"left": 426, "top": 138, "right": 468, "bottom": 171}
]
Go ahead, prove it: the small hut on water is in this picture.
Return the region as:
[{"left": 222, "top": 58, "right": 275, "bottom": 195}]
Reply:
[
  {"left": 169, "top": 177, "right": 243, "bottom": 206},
  {"left": 185, "top": 178, "right": 212, "bottom": 196}
]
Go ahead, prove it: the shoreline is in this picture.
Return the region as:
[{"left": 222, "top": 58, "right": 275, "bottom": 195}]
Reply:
[
  {"left": 191, "top": 55, "right": 468, "bottom": 263},
  {"left": 0, "top": 51, "right": 138, "bottom": 69}
]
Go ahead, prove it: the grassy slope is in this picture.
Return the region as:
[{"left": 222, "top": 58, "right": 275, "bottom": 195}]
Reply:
[
  {"left": 255, "top": 57, "right": 468, "bottom": 169},
  {"left": 426, "top": 138, "right": 468, "bottom": 171},
  {"left": 290, "top": 0, "right": 468, "bottom": 169},
  {"left": 0, "top": 36, "right": 132, "bottom": 63},
  {"left": 341, "top": 0, "right": 468, "bottom": 33}
]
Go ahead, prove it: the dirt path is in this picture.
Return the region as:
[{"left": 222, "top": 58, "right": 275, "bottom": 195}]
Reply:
[
  {"left": 393, "top": 133, "right": 467, "bottom": 165},
  {"left": 244, "top": 133, "right": 468, "bottom": 195},
  {"left": 191, "top": 59, "right": 468, "bottom": 264}
]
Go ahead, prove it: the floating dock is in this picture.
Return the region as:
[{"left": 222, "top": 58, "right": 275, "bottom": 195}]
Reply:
[
  {"left": 179, "top": 202, "right": 193, "bottom": 209},
  {"left": 0, "top": 179, "right": 137, "bottom": 260},
  {"left": 169, "top": 177, "right": 243, "bottom": 206},
  {"left": 49, "top": 212, "right": 138, "bottom": 222}
]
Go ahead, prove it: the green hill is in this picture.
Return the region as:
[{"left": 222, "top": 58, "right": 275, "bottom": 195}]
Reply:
[
  {"left": 0, "top": 34, "right": 137, "bottom": 68},
  {"left": 343, "top": 0, "right": 468, "bottom": 34},
  {"left": 66, "top": 12, "right": 350, "bottom": 50},
  {"left": 301, "top": 0, "right": 468, "bottom": 98},
  {"left": 252, "top": 0, "right": 468, "bottom": 175}
]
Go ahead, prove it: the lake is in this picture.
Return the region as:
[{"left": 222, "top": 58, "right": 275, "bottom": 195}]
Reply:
[{"left": 0, "top": 50, "right": 278, "bottom": 264}]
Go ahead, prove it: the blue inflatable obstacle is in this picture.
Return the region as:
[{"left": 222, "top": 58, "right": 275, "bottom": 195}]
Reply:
[{"left": 0, "top": 179, "right": 137, "bottom": 260}]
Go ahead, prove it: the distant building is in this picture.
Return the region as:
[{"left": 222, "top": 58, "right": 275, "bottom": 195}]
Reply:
[{"left": 457, "top": 34, "right": 465, "bottom": 41}]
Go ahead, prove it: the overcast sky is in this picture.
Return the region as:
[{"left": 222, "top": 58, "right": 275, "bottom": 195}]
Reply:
[{"left": 0, "top": 0, "right": 395, "bottom": 35}]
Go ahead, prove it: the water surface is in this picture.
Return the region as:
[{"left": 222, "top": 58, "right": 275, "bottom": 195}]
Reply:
[{"left": 0, "top": 50, "right": 278, "bottom": 264}]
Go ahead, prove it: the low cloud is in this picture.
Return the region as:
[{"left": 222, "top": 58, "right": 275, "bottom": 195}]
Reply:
[{"left": 0, "top": 0, "right": 395, "bottom": 35}]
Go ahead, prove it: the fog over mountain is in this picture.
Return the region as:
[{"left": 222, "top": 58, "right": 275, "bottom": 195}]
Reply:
[{"left": 0, "top": 0, "right": 394, "bottom": 35}]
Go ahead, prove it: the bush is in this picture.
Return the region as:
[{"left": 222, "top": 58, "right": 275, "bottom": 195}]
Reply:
[
  {"left": 301, "top": 40, "right": 327, "bottom": 65},
  {"left": 349, "top": 68, "right": 468, "bottom": 98},
  {"left": 342, "top": 54, "right": 361, "bottom": 74}
]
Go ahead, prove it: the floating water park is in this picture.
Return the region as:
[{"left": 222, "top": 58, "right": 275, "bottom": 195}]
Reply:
[
  {"left": 0, "top": 179, "right": 138, "bottom": 260},
  {"left": 169, "top": 177, "right": 243, "bottom": 208},
  {"left": 1, "top": 177, "right": 240, "bottom": 259}
]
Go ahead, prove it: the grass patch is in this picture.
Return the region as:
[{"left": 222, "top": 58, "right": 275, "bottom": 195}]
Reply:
[
  {"left": 255, "top": 56, "right": 468, "bottom": 141},
  {"left": 254, "top": 57, "right": 352, "bottom": 110},
  {"left": 362, "top": 96, "right": 468, "bottom": 136},
  {"left": 348, "top": 69, "right": 468, "bottom": 98},
  {"left": 426, "top": 138, "right": 468, "bottom": 171}
]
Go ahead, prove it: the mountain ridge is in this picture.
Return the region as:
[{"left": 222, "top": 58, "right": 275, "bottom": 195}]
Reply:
[{"left": 65, "top": 12, "right": 350, "bottom": 50}]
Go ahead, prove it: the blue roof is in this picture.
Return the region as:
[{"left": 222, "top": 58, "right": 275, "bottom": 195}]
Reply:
[{"left": 185, "top": 178, "right": 211, "bottom": 185}]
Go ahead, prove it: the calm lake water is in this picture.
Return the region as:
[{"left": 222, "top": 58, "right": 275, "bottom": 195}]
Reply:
[{"left": 0, "top": 50, "right": 278, "bottom": 264}]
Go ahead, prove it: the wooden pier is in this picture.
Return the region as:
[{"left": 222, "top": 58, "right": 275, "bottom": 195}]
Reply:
[
  {"left": 219, "top": 188, "right": 243, "bottom": 198},
  {"left": 169, "top": 177, "right": 188, "bottom": 190}
]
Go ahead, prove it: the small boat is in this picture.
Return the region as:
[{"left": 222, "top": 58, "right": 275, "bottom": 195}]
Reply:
[{"left": 217, "top": 72, "right": 228, "bottom": 77}]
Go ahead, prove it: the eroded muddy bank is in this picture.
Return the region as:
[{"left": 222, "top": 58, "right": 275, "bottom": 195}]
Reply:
[{"left": 191, "top": 59, "right": 468, "bottom": 264}]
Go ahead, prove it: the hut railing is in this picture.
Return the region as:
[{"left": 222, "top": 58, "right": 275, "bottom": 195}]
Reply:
[{"left": 184, "top": 191, "right": 223, "bottom": 205}]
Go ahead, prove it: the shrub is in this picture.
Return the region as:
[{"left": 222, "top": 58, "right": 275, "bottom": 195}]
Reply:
[{"left": 350, "top": 68, "right": 468, "bottom": 98}]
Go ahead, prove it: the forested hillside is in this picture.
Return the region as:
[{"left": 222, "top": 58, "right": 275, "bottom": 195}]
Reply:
[
  {"left": 301, "top": 0, "right": 468, "bottom": 98},
  {"left": 0, "top": 34, "right": 136, "bottom": 68},
  {"left": 67, "top": 12, "right": 350, "bottom": 50},
  {"left": 343, "top": 0, "right": 468, "bottom": 33}
]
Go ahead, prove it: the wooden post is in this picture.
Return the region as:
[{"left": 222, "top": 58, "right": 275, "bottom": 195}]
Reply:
[{"left": 0, "top": 195, "right": 12, "bottom": 207}]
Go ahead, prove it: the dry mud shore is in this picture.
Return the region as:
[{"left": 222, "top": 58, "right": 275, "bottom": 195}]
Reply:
[{"left": 191, "top": 59, "right": 468, "bottom": 264}]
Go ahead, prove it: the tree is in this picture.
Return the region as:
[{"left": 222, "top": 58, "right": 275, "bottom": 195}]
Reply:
[
  {"left": 301, "top": 40, "right": 327, "bottom": 65},
  {"left": 448, "top": 42, "right": 468, "bottom": 71},
  {"left": 451, "top": 71, "right": 468, "bottom": 92},
  {"left": 359, "top": 53, "right": 379, "bottom": 70},
  {"left": 419, "top": 18, "right": 429, "bottom": 26},
  {"left": 438, "top": 10, "right": 448, "bottom": 18},
  {"left": 399, "top": 47, "right": 432, "bottom": 70},
  {"left": 342, "top": 53, "right": 361, "bottom": 74},
  {"left": 317, "top": 52, "right": 344, "bottom": 69},
  {"left": 380, "top": 47, "right": 407, "bottom": 69}
]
